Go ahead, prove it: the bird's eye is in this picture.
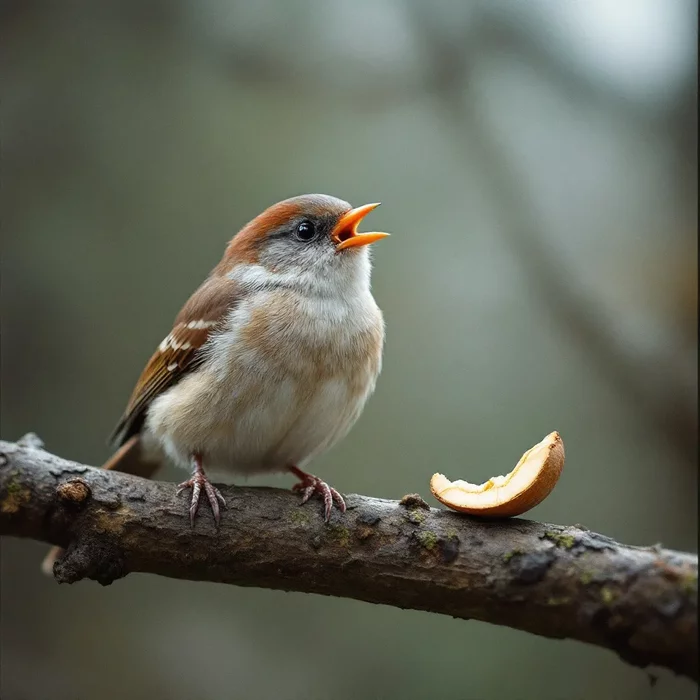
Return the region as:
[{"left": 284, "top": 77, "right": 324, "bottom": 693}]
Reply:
[{"left": 295, "top": 220, "right": 316, "bottom": 242}]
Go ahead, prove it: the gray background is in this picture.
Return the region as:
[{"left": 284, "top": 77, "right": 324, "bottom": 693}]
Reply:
[{"left": 1, "top": 1, "right": 697, "bottom": 699}]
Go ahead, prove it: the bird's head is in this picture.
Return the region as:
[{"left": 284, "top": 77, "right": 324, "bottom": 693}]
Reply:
[{"left": 221, "top": 194, "right": 389, "bottom": 294}]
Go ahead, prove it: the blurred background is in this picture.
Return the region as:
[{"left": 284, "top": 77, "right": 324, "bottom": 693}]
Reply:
[{"left": 1, "top": 0, "right": 697, "bottom": 698}]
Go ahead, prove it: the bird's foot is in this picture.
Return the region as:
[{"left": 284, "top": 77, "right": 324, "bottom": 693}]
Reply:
[
  {"left": 177, "top": 455, "right": 226, "bottom": 528},
  {"left": 289, "top": 465, "right": 346, "bottom": 522}
]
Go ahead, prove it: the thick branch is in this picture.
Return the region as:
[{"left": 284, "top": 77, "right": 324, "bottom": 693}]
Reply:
[{"left": 0, "top": 437, "right": 696, "bottom": 680}]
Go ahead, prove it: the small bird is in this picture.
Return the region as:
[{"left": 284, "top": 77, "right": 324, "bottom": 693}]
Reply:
[{"left": 58, "top": 194, "right": 389, "bottom": 546}]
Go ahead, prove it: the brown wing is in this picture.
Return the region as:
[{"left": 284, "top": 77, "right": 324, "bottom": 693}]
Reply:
[{"left": 109, "top": 274, "right": 238, "bottom": 447}]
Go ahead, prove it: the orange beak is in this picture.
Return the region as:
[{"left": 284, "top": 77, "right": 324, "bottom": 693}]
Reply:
[{"left": 332, "top": 203, "right": 390, "bottom": 251}]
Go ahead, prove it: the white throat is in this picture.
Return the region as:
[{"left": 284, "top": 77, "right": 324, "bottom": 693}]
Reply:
[{"left": 228, "top": 249, "right": 373, "bottom": 301}]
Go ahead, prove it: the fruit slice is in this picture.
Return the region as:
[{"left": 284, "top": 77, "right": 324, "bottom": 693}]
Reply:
[{"left": 430, "top": 431, "right": 565, "bottom": 517}]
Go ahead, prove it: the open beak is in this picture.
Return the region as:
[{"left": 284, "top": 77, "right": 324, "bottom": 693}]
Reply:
[{"left": 332, "top": 203, "right": 390, "bottom": 251}]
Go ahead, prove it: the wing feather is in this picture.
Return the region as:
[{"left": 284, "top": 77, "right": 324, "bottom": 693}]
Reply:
[{"left": 109, "top": 275, "right": 238, "bottom": 446}]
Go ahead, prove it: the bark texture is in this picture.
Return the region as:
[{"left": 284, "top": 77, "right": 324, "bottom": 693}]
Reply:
[{"left": 0, "top": 436, "right": 696, "bottom": 680}]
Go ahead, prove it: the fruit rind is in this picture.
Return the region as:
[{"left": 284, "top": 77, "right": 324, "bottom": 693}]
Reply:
[{"left": 430, "top": 431, "right": 565, "bottom": 518}]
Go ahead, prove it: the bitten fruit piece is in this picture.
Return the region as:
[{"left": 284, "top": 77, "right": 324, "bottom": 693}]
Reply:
[{"left": 430, "top": 431, "right": 565, "bottom": 517}]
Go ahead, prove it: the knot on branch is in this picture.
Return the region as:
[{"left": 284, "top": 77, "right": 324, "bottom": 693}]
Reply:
[
  {"left": 54, "top": 535, "right": 127, "bottom": 587},
  {"left": 56, "top": 478, "right": 91, "bottom": 506},
  {"left": 398, "top": 493, "right": 430, "bottom": 510},
  {"left": 16, "top": 433, "right": 45, "bottom": 450}
]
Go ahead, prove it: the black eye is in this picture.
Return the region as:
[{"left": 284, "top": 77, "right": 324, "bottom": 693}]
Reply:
[{"left": 295, "top": 220, "right": 316, "bottom": 242}]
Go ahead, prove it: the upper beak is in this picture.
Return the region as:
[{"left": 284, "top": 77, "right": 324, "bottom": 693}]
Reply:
[{"left": 332, "top": 203, "right": 390, "bottom": 251}]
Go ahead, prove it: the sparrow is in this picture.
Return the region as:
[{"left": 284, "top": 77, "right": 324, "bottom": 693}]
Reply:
[{"left": 54, "top": 193, "right": 388, "bottom": 555}]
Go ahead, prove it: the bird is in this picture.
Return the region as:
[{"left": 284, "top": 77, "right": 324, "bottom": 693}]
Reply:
[{"left": 43, "top": 194, "right": 388, "bottom": 573}]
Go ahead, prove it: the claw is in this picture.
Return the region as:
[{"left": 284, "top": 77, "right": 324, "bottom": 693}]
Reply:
[
  {"left": 178, "top": 455, "right": 227, "bottom": 528},
  {"left": 299, "top": 485, "right": 316, "bottom": 504},
  {"left": 288, "top": 466, "right": 346, "bottom": 522}
]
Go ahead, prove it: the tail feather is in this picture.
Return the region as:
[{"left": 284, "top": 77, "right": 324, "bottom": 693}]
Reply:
[
  {"left": 41, "top": 435, "right": 161, "bottom": 576},
  {"left": 108, "top": 412, "right": 146, "bottom": 451}
]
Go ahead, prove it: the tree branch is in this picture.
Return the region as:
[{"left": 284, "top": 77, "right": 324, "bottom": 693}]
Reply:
[{"left": 0, "top": 437, "right": 696, "bottom": 681}]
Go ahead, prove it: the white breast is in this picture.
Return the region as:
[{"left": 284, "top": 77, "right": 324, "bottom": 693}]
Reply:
[{"left": 145, "top": 284, "right": 384, "bottom": 477}]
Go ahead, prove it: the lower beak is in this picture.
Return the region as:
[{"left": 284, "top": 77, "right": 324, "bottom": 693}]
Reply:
[{"left": 332, "top": 203, "right": 390, "bottom": 251}]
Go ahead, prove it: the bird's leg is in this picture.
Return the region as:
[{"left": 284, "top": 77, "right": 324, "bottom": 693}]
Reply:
[
  {"left": 177, "top": 453, "right": 226, "bottom": 528},
  {"left": 288, "top": 465, "right": 346, "bottom": 522}
]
